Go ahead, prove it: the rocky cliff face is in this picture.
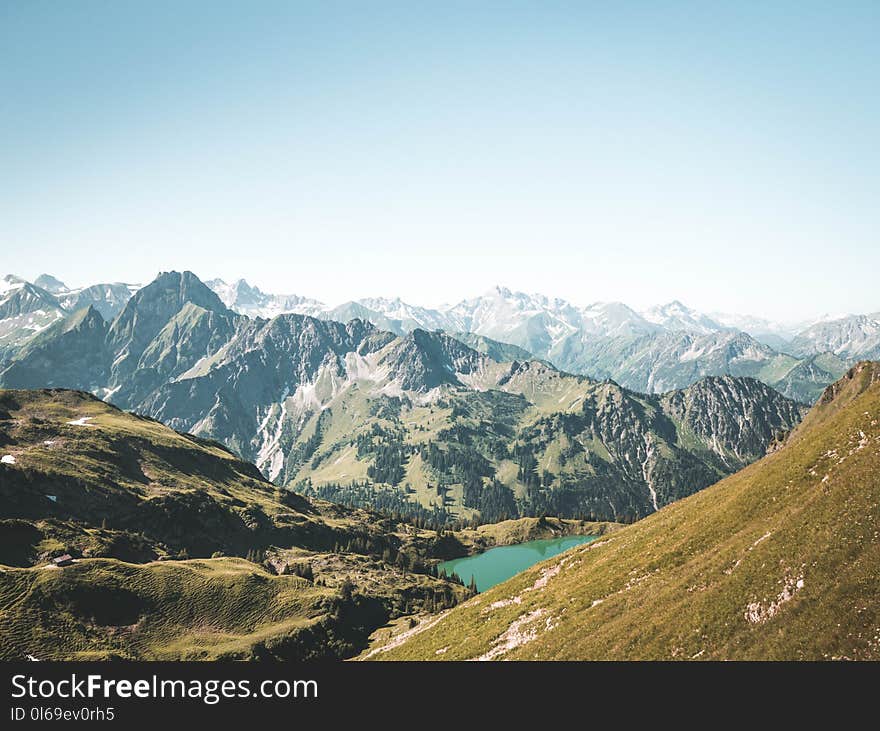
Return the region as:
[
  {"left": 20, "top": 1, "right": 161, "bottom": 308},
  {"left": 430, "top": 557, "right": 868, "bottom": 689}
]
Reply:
[
  {"left": 106, "top": 270, "right": 232, "bottom": 382},
  {"left": 660, "top": 376, "right": 805, "bottom": 465},
  {"left": 0, "top": 306, "right": 109, "bottom": 391},
  {"left": 136, "top": 313, "right": 383, "bottom": 460},
  {"left": 789, "top": 315, "right": 880, "bottom": 361},
  {"left": 380, "top": 330, "right": 489, "bottom": 392}
]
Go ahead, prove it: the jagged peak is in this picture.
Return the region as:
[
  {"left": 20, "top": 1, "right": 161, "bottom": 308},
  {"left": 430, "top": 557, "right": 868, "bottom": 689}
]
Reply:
[
  {"left": 34, "top": 274, "right": 68, "bottom": 293},
  {"left": 0, "top": 279, "right": 64, "bottom": 316},
  {"left": 402, "top": 327, "right": 484, "bottom": 356},
  {"left": 252, "top": 311, "right": 377, "bottom": 345},
  {"left": 1, "top": 273, "right": 26, "bottom": 288},
  {"left": 676, "top": 373, "right": 775, "bottom": 396},
  {"left": 231, "top": 278, "right": 259, "bottom": 293},
  {"left": 121, "top": 271, "right": 228, "bottom": 315},
  {"left": 67, "top": 303, "right": 106, "bottom": 326}
]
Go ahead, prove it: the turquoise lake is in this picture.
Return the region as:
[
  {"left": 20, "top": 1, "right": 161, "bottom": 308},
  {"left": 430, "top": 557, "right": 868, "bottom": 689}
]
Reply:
[{"left": 438, "top": 535, "right": 598, "bottom": 592}]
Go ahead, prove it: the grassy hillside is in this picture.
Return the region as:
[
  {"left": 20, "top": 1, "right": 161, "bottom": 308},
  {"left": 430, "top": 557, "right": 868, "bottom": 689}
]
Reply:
[
  {"left": 0, "top": 388, "right": 474, "bottom": 660},
  {"left": 0, "top": 388, "right": 470, "bottom": 563},
  {"left": 0, "top": 554, "right": 471, "bottom": 661},
  {"left": 366, "top": 362, "right": 880, "bottom": 660},
  {"left": 0, "top": 558, "right": 330, "bottom": 660}
]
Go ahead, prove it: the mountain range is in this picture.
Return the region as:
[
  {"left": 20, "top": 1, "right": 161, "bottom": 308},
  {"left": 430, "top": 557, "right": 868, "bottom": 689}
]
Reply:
[
  {"left": 0, "top": 273, "right": 138, "bottom": 359},
  {"left": 4, "top": 273, "right": 876, "bottom": 404},
  {"left": 0, "top": 271, "right": 807, "bottom": 524},
  {"left": 1, "top": 274, "right": 877, "bottom": 660},
  {"left": 204, "top": 278, "right": 879, "bottom": 369},
  {"left": 11, "top": 272, "right": 871, "bottom": 405}
]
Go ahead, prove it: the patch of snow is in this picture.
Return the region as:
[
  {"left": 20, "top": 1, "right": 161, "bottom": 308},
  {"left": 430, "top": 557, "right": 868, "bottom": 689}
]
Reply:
[
  {"left": 0, "top": 275, "right": 26, "bottom": 294},
  {"left": 256, "top": 389, "right": 290, "bottom": 481},
  {"left": 66, "top": 416, "right": 94, "bottom": 426},
  {"left": 1, "top": 454, "right": 15, "bottom": 464},
  {"left": 97, "top": 385, "right": 121, "bottom": 400}
]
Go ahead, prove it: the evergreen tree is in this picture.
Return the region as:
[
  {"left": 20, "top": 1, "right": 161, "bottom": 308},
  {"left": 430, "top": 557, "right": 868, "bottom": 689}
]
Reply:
[{"left": 339, "top": 577, "right": 355, "bottom": 602}]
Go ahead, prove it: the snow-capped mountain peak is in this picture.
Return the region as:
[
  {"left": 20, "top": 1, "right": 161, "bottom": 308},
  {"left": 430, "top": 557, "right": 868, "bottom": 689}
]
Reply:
[
  {"left": 641, "top": 300, "right": 726, "bottom": 335},
  {"left": 206, "top": 278, "right": 326, "bottom": 319},
  {"left": 788, "top": 313, "right": 880, "bottom": 360},
  {"left": 0, "top": 274, "right": 27, "bottom": 295},
  {"left": 579, "top": 301, "right": 658, "bottom": 337},
  {"left": 33, "top": 274, "right": 69, "bottom": 293}
]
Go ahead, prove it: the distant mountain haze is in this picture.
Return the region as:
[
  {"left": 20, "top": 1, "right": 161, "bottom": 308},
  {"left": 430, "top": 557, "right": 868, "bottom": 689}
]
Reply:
[{"left": 3, "top": 272, "right": 876, "bottom": 406}]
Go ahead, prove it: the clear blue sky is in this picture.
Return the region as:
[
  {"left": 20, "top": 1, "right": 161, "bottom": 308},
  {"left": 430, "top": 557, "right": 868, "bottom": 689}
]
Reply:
[{"left": 2, "top": 1, "right": 878, "bottom": 318}]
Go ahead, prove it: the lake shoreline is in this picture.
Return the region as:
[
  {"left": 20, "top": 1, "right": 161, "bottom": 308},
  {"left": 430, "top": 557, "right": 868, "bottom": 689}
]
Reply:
[
  {"left": 437, "top": 534, "right": 601, "bottom": 593},
  {"left": 433, "top": 516, "right": 620, "bottom": 562}
]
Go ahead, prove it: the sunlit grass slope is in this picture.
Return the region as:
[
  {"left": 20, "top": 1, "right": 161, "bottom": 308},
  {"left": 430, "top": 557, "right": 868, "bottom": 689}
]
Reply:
[
  {"left": 370, "top": 362, "right": 880, "bottom": 660},
  {"left": 0, "top": 558, "right": 337, "bottom": 660},
  {"left": 0, "top": 388, "right": 471, "bottom": 660}
]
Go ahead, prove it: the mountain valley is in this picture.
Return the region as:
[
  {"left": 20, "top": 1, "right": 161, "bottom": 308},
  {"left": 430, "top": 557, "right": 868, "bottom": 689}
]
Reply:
[
  {"left": 0, "top": 271, "right": 876, "bottom": 663},
  {"left": 365, "top": 362, "right": 880, "bottom": 660}
]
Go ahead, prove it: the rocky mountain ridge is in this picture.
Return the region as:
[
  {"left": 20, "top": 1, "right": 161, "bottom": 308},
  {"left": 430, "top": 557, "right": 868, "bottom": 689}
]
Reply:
[
  {"left": 0, "top": 271, "right": 806, "bottom": 524},
  {"left": 4, "top": 272, "right": 875, "bottom": 403}
]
